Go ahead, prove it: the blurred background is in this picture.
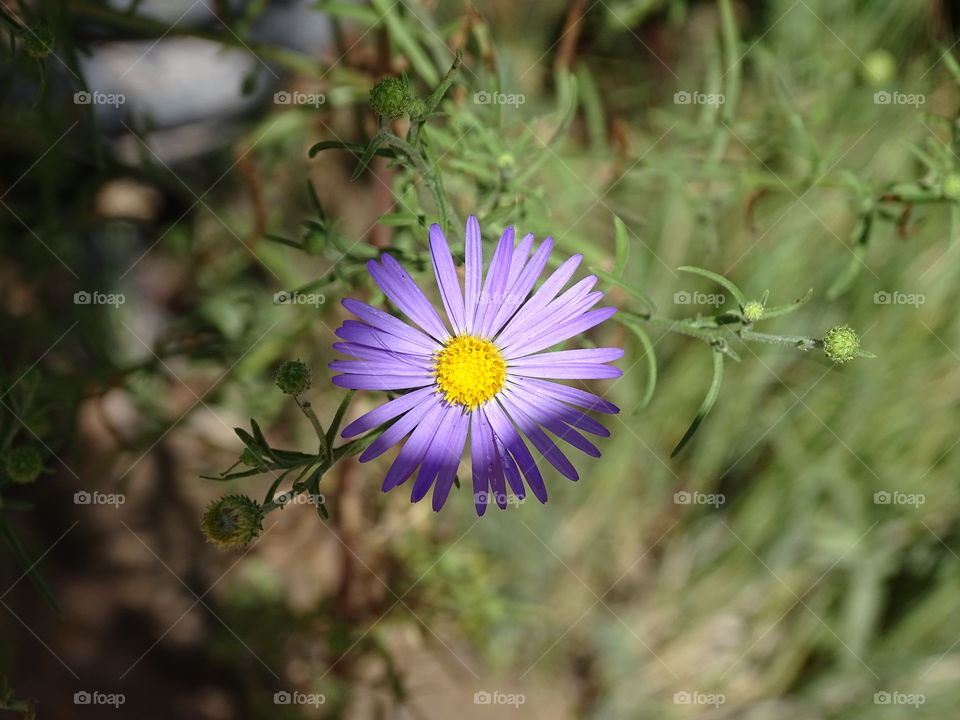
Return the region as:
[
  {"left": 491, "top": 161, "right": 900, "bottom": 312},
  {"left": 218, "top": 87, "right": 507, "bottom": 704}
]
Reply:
[{"left": 2, "top": 0, "right": 959, "bottom": 717}]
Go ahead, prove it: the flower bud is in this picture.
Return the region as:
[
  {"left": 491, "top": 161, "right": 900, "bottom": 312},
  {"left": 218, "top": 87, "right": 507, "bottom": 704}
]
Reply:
[
  {"left": 24, "top": 25, "right": 55, "bottom": 59},
  {"left": 742, "top": 300, "right": 764, "bottom": 323},
  {"left": 201, "top": 495, "right": 263, "bottom": 549},
  {"left": 3, "top": 446, "right": 43, "bottom": 484},
  {"left": 369, "top": 76, "right": 414, "bottom": 118},
  {"left": 275, "top": 360, "right": 311, "bottom": 395},
  {"left": 823, "top": 325, "right": 860, "bottom": 364},
  {"left": 942, "top": 174, "right": 960, "bottom": 201}
]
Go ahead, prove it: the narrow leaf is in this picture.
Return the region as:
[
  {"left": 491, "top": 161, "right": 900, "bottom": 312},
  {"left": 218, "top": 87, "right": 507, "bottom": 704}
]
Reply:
[
  {"left": 671, "top": 349, "right": 724, "bottom": 457},
  {"left": 678, "top": 266, "right": 745, "bottom": 306}
]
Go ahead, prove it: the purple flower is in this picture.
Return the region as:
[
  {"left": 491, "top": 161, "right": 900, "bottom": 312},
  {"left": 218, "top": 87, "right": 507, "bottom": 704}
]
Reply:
[{"left": 331, "top": 216, "right": 622, "bottom": 514}]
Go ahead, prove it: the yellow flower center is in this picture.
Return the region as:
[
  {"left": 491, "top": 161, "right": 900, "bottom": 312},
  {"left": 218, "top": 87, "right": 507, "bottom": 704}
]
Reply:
[{"left": 434, "top": 335, "right": 506, "bottom": 409}]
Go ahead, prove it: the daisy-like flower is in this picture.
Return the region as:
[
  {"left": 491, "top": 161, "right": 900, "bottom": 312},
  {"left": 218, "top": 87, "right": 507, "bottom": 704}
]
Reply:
[{"left": 331, "top": 216, "right": 622, "bottom": 514}]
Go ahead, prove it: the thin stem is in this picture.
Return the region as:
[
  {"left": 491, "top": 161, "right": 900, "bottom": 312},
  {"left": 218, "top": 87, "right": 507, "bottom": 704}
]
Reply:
[{"left": 295, "top": 393, "right": 326, "bottom": 456}]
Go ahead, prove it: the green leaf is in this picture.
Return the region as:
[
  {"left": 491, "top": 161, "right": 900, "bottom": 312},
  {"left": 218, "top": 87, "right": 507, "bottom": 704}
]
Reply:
[
  {"left": 350, "top": 135, "right": 385, "bottom": 182},
  {"left": 590, "top": 267, "right": 656, "bottom": 314},
  {"left": 671, "top": 349, "right": 724, "bottom": 457},
  {"left": 762, "top": 288, "right": 813, "bottom": 319},
  {"left": 0, "top": 519, "right": 62, "bottom": 617},
  {"left": 678, "top": 266, "right": 746, "bottom": 306},
  {"left": 325, "top": 390, "right": 355, "bottom": 454},
  {"left": 617, "top": 315, "right": 657, "bottom": 408},
  {"left": 612, "top": 215, "right": 630, "bottom": 277}
]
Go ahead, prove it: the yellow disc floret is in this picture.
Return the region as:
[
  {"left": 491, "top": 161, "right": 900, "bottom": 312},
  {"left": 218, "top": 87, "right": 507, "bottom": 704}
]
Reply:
[{"left": 434, "top": 335, "right": 506, "bottom": 409}]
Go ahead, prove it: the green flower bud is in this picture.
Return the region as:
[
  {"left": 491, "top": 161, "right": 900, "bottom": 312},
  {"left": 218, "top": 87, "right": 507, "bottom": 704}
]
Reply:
[
  {"left": 942, "top": 174, "right": 960, "bottom": 201},
  {"left": 742, "top": 300, "right": 764, "bottom": 323},
  {"left": 369, "top": 76, "right": 414, "bottom": 118},
  {"left": 24, "top": 25, "right": 55, "bottom": 59},
  {"left": 201, "top": 495, "right": 263, "bottom": 549},
  {"left": 275, "top": 360, "right": 311, "bottom": 395},
  {"left": 3, "top": 446, "right": 43, "bottom": 485},
  {"left": 823, "top": 325, "right": 861, "bottom": 364}
]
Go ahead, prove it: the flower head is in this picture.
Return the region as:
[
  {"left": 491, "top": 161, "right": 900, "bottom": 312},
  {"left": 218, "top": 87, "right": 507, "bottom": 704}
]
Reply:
[
  {"left": 823, "top": 325, "right": 861, "bottom": 364},
  {"left": 201, "top": 495, "right": 263, "bottom": 548},
  {"left": 369, "top": 76, "right": 417, "bottom": 118},
  {"left": 331, "top": 217, "right": 622, "bottom": 514},
  {"left": 4, "top": 446, "right": 43, "bottom": 485},
  {"left": 275, "top": 360, "right": 311, "bottom": 395}
]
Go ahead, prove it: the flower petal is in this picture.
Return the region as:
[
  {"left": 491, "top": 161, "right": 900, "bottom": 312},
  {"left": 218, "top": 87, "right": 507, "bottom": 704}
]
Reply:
[
  {"left": 332, "top": 373, "right": 434, "bottom": 391},
  {"left": 494, "top": 253, "right": 581, "bottom": 344},
  {"left": 483, "top": 399, "right": 548, "bottom": 503},
  {"left": 342, "top": 299, "right": 440, "bottom": 353},
  {"left": 502, "top": 306, "right": 617, "bottom": 358},
  {"left": 359, "top": 393, "right": 440, "bottom": 461},
  {"left": 429, "top": 224, "right": 466, "bottom": 334},
  {"left": 370, "top": 255, "right": 450, "bottom": 341},
  {"left": 410, "top": 404, "right": 467, "bottom": 503},
  {"left": 487, "top": 237, "right": 553, "bottom": 339},
  {"left": 474, "top": 227, "right": 515, "bottom": 337},
  {"left": 498, "top": 394, "right": 579, "bottom": 482},
  {"left": 342, "top": 386, "right": 437, "bottom": 438},
  {"left": 431, "top": 410, "right": 470, "bottom": 510},
  {"left": 381, "top": 400, "right": 449, "bottom": 491},
  {"left": 463, "top": 216, "right": 483, "bottom": 333},
  {"left": 335, "top": 320, "right": 435, "bottom": 357}
]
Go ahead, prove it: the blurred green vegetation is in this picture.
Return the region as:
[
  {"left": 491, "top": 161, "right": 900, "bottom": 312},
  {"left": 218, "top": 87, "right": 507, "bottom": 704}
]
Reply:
[{"left": 2, "top": 0, "right": 960, "bottom": 718}]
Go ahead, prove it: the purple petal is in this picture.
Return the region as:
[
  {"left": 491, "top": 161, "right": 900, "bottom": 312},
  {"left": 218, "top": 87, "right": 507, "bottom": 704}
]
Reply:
[
  {"left": 332, "top": 342, "right": 432, "bottom": 367},
  {"left": 369, "top": 255, "right": 450, "bottom": 341},
  {"left": 498, "top": 394, "right": 579, "bottom": 482},
  {"left": 332, "top": 373, "right": 434, "bottom": 391},
  {"left": 494, "top": 253, "right": 581, "bottom": 345},
  {"left": 336, "top": 320, "right": 435, "bottom": 357},
  {"left": 469, "top": 411, "right": 492, "bottom": 515},
  {"left": 509, "top": 348, "right": 624, "bottom": 365},
  {"left": 359, "top": 393, "right": 440, "bottom": 461},
  {"left": 329, "top": 359, "right": 432, "bottom": 376},
  {"left": 381, "top": 400, "right": 448, "bottom": 491},
  {"left": 497, "top": 276, "right": 599, "bottom": 352},
  {"left": 508, "top": 379, "right": 613, "bottom": 435},
  {"left": 507, "top": 363, "right": 623, "bottom": 379},
  {"left": 429, "top": 224, "right": 466, "bottom": 334},
  {"left": 463, "top": 216, "right": 483, "bottom": 333},
  {"left": 342, "top": 386, "right": 436, "bottom": 438},
  {"left": 503, "top": 306, "right": 617, "bottom": 358},
  {"left": 482, "top": 399, "right": 548, "bottom": 503},
  {"left": 474, "top": 227, "right": 515, "bottom": 337},
  {"left": 511, "top": 377, "right": 619, "bottom": 414},
  {"left": 501, "top": 386, "right": 600, "bottom": 457},
  {"left": 431, "top": 410, "right": 470, "bottom": 510},
  {"left": 506, "top": 233, "right": 535, "bottom": 289},
  {"left": 410, "top": 404, "right": 466, "bottom": 503},
  {"left": 487, "top": 238, "right": 554, "bottom": 339},
  {"left": 342, "top": 299, "right": 439, "bottom": 353}
]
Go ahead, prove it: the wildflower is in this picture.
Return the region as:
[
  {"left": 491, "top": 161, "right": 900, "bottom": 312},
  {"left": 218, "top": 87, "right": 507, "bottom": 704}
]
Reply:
[
  {"left": 369, "top": 76, "right": 418, "bottom": 118},
  {"left": 741, "top": 300, "right": 764, "bottom": 323},
  {"left": 275, "top": 360, "right": 311, "bottom": 395},
  {"left": 331, "top": 216, "right": 621, "bottom": 514},
  {"left": 823, "top": 325, "right": 861, "bottom": 364},
  {"left": 4, "top": 446, "right": 43, "bottom": 485},
  {"left": 201, "top": 495, "right": 263, "bottom": 548}
]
